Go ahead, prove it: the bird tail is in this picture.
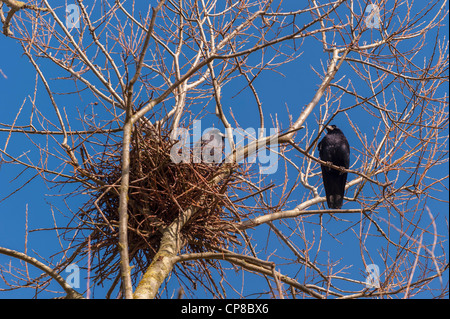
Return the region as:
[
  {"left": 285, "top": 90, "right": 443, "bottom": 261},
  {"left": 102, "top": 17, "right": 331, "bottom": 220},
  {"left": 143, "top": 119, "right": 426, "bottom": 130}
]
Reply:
[
  {"left": 323, "top": 172, "right": 347, "bottom": 209},
  {"left": 326, "top": 193, "right": 344, "bottom": 209}
]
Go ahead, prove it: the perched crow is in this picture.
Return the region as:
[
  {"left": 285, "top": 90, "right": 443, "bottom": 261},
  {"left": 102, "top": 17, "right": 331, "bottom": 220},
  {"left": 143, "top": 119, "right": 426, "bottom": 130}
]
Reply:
[{"left": 318, "top": 125, "right": 350, "bottom": 209}]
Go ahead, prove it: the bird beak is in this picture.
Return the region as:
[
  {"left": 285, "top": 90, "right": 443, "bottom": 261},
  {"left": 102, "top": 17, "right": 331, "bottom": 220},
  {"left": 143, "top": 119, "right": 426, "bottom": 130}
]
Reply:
[{"left": 325, "top": 125, "right": 334, "bottom": 132}]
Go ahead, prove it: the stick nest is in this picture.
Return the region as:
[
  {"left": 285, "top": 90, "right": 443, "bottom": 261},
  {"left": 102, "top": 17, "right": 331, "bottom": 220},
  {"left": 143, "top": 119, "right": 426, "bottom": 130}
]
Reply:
[{"left": 77, "top": 124, "right": 241, "bottom": 290}]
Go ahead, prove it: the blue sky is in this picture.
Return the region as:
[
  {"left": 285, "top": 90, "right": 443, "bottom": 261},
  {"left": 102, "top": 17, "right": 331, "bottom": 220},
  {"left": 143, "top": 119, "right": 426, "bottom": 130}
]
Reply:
[{"left": 0, "top": 1, "right": 448, "bottom": 298}]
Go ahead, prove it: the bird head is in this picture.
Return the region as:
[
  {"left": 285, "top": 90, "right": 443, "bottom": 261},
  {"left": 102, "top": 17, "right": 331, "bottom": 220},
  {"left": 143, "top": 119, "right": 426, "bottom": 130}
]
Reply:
[{"left": 203, "top": 129, "right": 225, "bottom": 143}]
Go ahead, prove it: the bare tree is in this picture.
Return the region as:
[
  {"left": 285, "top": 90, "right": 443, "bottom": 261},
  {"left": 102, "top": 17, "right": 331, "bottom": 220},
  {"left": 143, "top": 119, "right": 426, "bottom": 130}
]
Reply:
[{"left": 0, "top": 0, "right": 448, "bottom": 299}]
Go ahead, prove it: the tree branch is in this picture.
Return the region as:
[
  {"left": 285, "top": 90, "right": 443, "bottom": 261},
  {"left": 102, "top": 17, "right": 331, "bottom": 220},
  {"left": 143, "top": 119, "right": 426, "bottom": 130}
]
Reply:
[
  {"left": 1, "top": 0, "right": 48, "bottom": 36},
  {"left": 0, "top": 246, "right": 84, "bottom": 299}
]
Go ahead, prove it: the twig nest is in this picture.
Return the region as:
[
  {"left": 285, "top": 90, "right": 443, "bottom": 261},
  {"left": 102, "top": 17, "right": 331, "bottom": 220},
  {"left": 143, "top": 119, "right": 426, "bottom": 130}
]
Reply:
[{"left": 78, "top": 124, "right": 240, "bottom": 286}]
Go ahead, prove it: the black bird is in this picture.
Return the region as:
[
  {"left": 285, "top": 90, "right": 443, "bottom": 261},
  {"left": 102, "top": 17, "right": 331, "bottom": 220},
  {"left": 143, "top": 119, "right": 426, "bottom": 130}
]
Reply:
[{"left": 318, "top": 125, "right": 350, "bottom": 209}]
